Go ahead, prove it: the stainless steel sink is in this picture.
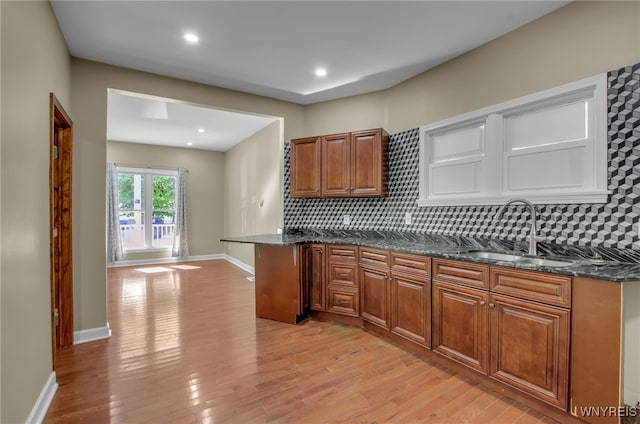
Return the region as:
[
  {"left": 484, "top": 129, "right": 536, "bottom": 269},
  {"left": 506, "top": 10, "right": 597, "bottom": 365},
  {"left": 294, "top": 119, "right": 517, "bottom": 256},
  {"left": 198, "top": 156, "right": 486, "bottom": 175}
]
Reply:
[
  {"left": 516, "top": 257, "right": 575, "bottom": 267},
  {"left": 465, "top": 251, "right": 524, "bottom": 262},
  {"left": 464, "top": 251, "right": 575, "bottom": 268}
]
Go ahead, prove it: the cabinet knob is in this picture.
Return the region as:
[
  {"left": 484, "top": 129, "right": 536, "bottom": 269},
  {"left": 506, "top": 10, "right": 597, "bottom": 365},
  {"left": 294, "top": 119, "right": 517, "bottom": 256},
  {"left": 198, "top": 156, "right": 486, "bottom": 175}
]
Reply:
[
  {"left": 480, "top": 301, "right": 486, "bottom": 306},
  {"left": 488, "top": 303, "right": 495, "bottom": 309}
]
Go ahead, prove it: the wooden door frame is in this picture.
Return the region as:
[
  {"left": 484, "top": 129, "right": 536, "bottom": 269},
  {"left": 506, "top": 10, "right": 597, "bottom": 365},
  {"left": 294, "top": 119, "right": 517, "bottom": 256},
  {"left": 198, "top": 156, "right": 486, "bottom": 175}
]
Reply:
[{"left": 50, "top": 93, "right": 74, "bottom": 367}]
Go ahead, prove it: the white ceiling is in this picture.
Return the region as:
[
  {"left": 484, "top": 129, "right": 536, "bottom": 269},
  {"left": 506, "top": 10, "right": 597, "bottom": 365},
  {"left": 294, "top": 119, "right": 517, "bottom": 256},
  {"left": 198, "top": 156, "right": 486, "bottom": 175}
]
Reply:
[
  {"left": 51, "top": 1, "right": 570, "bottom": 105},
  {"left": 53, "top": 1, "right": 570, "bottom": 152},
  {"left": 107, "top": 90, "right": 278, "bottom": 151}
]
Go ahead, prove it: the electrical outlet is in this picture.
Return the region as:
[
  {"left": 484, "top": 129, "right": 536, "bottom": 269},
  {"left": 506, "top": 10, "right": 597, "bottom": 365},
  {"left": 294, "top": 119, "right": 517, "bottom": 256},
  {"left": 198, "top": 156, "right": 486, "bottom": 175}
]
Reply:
[
  {"left": 405, "top": 212, "right": 412, "bottom": 225},
  {"left": 343, "top": 214, "right": 351, "bottom": 225}
]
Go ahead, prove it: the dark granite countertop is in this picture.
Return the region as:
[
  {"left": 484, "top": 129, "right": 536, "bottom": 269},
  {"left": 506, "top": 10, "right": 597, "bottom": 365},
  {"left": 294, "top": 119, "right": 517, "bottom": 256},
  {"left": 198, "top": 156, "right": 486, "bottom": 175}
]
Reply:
[{"left": 221, "top": 230, "right": 640, "bottom": 283}]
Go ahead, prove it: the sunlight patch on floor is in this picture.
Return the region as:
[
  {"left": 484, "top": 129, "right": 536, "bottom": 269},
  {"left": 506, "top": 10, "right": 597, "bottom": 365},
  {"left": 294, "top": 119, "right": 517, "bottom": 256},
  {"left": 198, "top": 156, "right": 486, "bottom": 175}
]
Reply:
[
  {"left": 171, "top": 265, "right": 201, "bottom": 270},
  {"left": 134, "top": 266, "right": 173, "bottom": 273}
]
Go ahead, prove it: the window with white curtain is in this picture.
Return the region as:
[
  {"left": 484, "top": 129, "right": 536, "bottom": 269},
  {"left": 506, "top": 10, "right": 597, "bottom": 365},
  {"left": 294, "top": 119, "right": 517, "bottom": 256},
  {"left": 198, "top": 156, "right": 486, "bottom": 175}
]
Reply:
[
  {"left": 117, "top": 167, "right": 177, "bottom": 251},
  {"left": 418, "top": 74, "right": 608, "bottom": 206}
]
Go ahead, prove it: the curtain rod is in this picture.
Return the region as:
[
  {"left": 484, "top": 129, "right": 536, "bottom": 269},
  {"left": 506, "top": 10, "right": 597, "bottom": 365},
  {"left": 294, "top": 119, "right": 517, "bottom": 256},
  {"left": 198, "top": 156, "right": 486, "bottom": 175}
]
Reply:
[{"left": 113, "top": 162, "right": 189, "bottom": 173}]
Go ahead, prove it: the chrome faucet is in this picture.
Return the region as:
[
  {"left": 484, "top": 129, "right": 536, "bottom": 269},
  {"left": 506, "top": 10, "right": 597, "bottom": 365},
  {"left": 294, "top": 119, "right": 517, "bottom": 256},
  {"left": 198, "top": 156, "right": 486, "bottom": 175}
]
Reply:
[{"left": 494, "top": 198, "right": 541, "bottom": 256}]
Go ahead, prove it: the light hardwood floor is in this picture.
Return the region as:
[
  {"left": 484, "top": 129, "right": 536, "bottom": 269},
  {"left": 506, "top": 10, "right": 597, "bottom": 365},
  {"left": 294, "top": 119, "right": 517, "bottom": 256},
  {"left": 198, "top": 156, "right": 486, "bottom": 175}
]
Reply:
[{"left": 44, "top": 259, "right": 558, "bottom": 423}]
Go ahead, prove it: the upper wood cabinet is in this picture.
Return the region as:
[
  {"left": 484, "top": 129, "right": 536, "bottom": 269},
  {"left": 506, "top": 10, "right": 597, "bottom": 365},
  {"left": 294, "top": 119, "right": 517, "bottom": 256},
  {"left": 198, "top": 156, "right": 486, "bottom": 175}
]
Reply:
[
  {"left": 290, "top": 137, "right": 321, "bottom": 198},
  {"left": 291, "top": 128, "right": 388, "bottom": 198},
  {"left": 350, "top": 129, "right": 388, "bottom": 197},
  {"left": 321, "top": 132, "right": 351, "bottom": 197}
]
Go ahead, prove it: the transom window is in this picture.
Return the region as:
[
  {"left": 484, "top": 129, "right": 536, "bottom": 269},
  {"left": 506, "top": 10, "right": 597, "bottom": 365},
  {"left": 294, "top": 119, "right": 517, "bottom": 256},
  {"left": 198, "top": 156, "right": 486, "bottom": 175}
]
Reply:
[{"left": 117, "top": 167, "right": 177, "bottom": 251}]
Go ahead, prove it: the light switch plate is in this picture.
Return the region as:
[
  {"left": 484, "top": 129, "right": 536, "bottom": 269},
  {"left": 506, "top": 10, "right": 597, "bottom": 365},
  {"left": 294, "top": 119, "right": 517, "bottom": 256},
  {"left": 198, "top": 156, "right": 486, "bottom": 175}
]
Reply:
[
  {"left": 343, "top": 214, "right": 351, "bottom": 225},
  {"left": 405, "top": 212, "right": 412, "bottom": 225}
]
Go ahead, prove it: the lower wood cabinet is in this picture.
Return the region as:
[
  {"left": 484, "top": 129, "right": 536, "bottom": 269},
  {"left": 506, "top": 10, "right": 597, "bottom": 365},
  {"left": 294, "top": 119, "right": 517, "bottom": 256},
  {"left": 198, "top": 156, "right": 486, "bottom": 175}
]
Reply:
[
  {"left": 489, "top": 293, "right": 569, "bottom": 410},
  {"left": 305, "top": 248, "right": 575, "bottom": 414},
  {"left": 432, "top": 259, "right": 571, "bottom": 411},
  {"left": 360, "top": 265, "right": 390, "bottom": 329},
  {"left": 390, "top": 272, "right": 431, "bottom": 347},
  {"left": 327, "top": 286, "right": 359, "bottom": 316},
  {"left": 254, "top": 244, "right": 304, "bottom": 324},
  {"left": 359, "top": 248, "right": 391, "bottom": 330},
  {"left": 326, "top": 245, "right": 359, "bottom": 316},
  {"left": 309, "top": 244, "right": 326, "bottom": 311},
  {"left": 432, "top": 280, "right": 489, "bottom": 374},
  {"left": 390, "top": 251, "right": 431, "bottom": 348}
]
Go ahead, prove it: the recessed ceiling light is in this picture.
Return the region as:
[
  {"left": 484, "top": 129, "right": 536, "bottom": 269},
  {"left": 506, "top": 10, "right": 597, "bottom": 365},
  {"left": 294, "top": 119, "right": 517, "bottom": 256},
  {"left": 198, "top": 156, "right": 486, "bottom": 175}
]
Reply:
[
  {"left": 184, "top": 33, "right": 199, "bottom": 43},
  {"left": 315, "top": 68, "right": 327, "bottom": 77},
  {"left": 187, "top": 142, "right": 193, "bottom": 146},
  {"left": 197, "top": 128, "right": 205, "bottom": 133}
]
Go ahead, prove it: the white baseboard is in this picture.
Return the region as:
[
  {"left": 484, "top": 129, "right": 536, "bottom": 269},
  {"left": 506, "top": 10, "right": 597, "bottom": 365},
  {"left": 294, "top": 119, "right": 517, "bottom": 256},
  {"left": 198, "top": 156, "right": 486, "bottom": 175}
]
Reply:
[
  {"left": 224, "top": 254, "right": 255, "bottom": 274},
  {"left": 74, "top": 323, "right": 112, "bottom": 344},
  {"left": 25, "top": 372, "right": 57, "bottom": 424},
  {"left": 107, "top": 254, "right": 225, "bottom": 268}
]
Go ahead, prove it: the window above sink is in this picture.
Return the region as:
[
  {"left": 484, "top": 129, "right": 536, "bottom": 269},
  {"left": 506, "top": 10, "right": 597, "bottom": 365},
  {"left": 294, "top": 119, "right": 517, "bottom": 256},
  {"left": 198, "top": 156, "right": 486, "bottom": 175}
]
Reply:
[{"left": 417, "top": 74, "right": 609, "bottom": 207}]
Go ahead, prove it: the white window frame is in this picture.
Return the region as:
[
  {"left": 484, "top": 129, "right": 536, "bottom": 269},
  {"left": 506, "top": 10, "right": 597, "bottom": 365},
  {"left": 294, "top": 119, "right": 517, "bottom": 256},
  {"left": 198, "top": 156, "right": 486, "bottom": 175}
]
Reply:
[
  {"left": 418, "top": 74, "right": 608, "bottom": 206},
  {"left": 117, "top": 166, "right": 178, "bottom": 252}
]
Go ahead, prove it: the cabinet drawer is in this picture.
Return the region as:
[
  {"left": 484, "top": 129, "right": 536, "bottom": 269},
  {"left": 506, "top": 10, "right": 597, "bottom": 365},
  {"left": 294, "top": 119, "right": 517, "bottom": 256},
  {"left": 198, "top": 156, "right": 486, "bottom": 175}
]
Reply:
[
  {"left": 327, "top": 245, "right": 358, "bottom": 263},
  {"left": 327, "top": 286, "right": 359, "bottom": 317},
  {"left": 359, "top": 247, "right": 390, "bottom": 269},
  {"left": 491, "top": 267, "right": 571, "bottom": 308},
  {"left": 432, "top": 258, "right": 489, "bottom": 289},
  {"left": 328, "top": 262, "right": 358, "bottom": 288},
  {"left": 391, "top": 252, "right": 430, "bottom": 277}
]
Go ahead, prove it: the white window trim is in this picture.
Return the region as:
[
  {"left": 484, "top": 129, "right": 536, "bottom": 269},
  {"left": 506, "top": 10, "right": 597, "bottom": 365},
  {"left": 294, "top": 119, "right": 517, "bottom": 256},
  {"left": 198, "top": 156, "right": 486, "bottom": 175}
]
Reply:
[
  {"left": 418, "top": 74, "right": 609, "bottom": 207},
  {"left": 116, "top": 166, "right": 178, "bottom": 251}
]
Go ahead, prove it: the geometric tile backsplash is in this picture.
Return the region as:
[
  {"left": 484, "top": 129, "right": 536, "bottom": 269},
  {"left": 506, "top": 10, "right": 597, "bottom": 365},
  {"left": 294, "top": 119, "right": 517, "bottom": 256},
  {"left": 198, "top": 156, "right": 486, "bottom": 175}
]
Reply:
[{"left": 284, "top": 63, "right": 640, "bottom": 250}]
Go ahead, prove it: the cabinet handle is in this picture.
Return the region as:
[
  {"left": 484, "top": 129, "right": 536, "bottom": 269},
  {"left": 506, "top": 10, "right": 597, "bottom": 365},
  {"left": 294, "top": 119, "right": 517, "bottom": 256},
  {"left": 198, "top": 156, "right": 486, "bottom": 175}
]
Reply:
[
  {"left": 488, "top": 303, "right": 495, "bottom": 309},
  {"left": 480, "top": 301, "right": 486, "bottom": 306}
]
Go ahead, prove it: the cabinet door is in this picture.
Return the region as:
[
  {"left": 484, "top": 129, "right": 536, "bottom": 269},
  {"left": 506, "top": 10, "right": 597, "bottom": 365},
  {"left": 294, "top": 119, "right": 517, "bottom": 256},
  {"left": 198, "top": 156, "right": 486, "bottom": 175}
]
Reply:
[
  {"left": 309, "top": 244, "right": 326, "bottom": 311},
  {"left": 489, "top": 293, "right": 570, "bottom": 410},
  {"left": 391, "top": 272, "right": 431, "bottom": 348},
  {"left": 350, "top": 129, "right": 387, "bottom": 197},
  {"left": 290, "top": 137, "right": 321, "bottom": 198},
  {"left": 432, "top": 281, "right": 489, "bottom": 374},
  {"left": 360, "top": 266, "right": 390, "bottom": 329},
  {"left": 321, "top": 133, "right": 351, "bottom": 197},
  {"left": 299, "top": 244, "right": 310, "bottom": 314}
]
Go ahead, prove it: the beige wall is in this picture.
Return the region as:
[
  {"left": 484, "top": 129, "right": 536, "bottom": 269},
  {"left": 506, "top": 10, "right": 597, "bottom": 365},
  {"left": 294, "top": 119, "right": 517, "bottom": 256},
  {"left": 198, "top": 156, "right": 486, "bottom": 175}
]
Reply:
[
  {"left": 0, "top": 1, "right": 71, "bottom": 422},
  {"left": 303, "top": 91, "right": 385, "bottom": 137},
  {"left": 71, "top": 58, "right": 304, "bottom": 334},
  {"left": 107, "top": 141, "right": 227, "bottom": 260},
  {"left": 224, "top": 121, "right": 283, "bottom": 267},
  {"left": 306, "top": 1, "right": 640, "bottom": 135}
]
